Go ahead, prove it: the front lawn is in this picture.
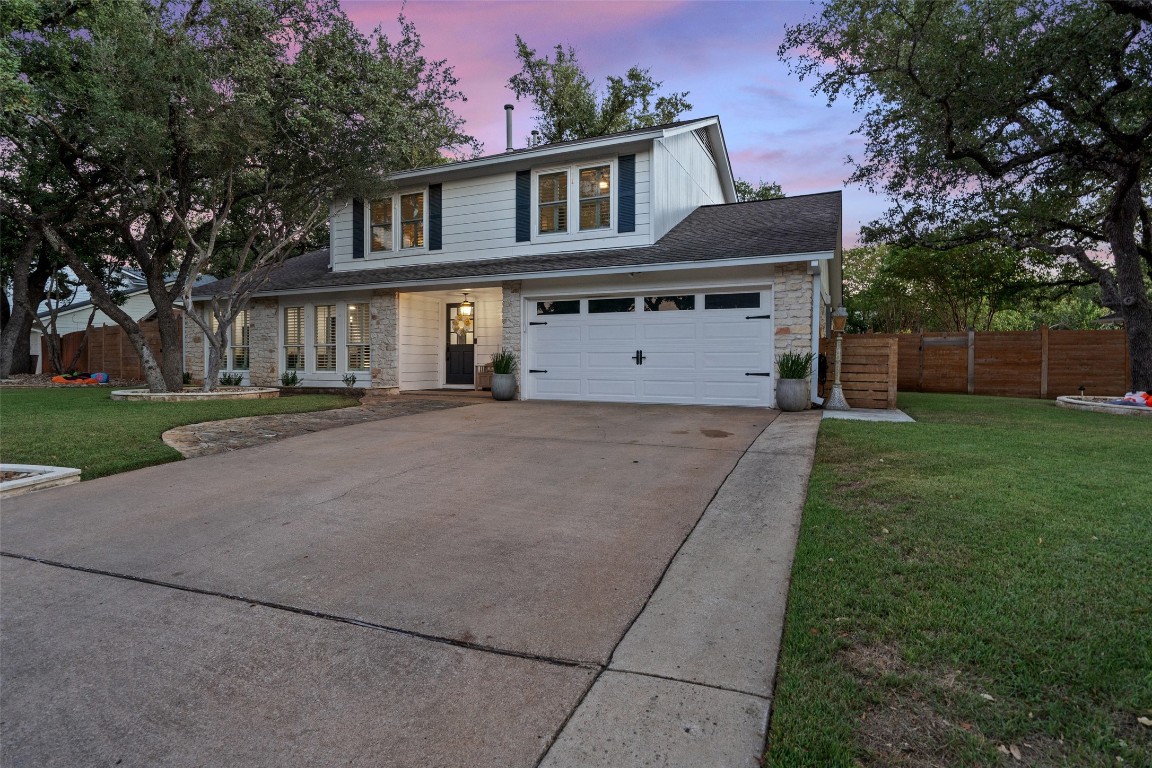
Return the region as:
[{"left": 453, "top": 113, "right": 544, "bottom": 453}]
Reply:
[
  {"left": 765, "top": 393, "right": 1151, "bottom": 767},
  {"left": 0, "top": 387, "right": 358, "bottom": 479}
]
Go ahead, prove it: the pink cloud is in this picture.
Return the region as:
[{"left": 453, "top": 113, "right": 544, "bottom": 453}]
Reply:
[{"left": 336, "top": 0, "right": 889, "bottom": 243}]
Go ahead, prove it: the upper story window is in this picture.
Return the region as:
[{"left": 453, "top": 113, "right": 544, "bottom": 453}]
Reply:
[
  {"left": 370, "top": 200, "right": 393, "bottom": 252},
  {"left": 538, "top": 172, "right": 568, "bottom": 234},
  {"left": 535, "top": 160, "right": 614, "bottom": 237},
  {"left": 400, "top": 193, "right": 424, "bottom": 249},
  {"left": 578, "top": 166, "right": 611, "bottom": 230},
  {"left": 368, "top": 191, "right": 425, "bottom": 254}
]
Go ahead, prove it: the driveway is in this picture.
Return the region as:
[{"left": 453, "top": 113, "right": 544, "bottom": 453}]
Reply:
[{"left": 1, "top": 401, "right": 819, "bottom": 767}]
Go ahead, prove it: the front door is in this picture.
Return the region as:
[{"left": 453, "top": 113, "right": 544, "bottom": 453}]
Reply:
[{"left": 445, "top": 303, "right": 475, "bottom": 385}]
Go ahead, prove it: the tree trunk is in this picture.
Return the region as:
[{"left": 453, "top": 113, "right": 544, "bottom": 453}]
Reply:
[
  {"left": 0, "top": 236, "right": 41, "bottom": 377},
  {"left": 1106, "top": 174, "right": 1152, "bottom": 392}
]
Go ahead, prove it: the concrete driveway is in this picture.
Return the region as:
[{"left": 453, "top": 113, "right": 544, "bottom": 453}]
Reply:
[{"left": 1, "top": 401, "right": 820, "bottom": 767}]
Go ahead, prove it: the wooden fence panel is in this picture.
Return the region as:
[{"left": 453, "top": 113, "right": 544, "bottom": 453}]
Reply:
[
  {"left": 820, "top": 336, "right": 899, "bottom": 409},
  {"left": 865, "top": 329, "right": 1131, "bottom": 398},
  {"left": 974, "top": 332, "right": 1042, "bottom": 397},
  {"left": 1047, "top": 331, "right": 1130, "bottom": 397},
  {"left": 41, "top": 319, "right": 178, "bottom": 381}
]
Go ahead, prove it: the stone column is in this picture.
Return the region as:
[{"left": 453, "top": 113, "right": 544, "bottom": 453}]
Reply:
[
  {"left": 773, "top": 262, "right": 814, "bottom": 361},
  {"left": 501, "top": 281, "right": 523, "bottom": 396},
  {"left": 182, "top": 307, "right": 205, "bottom": 384},
  {"left": 370, "top": 289, "right": 399, "bottom": 392},
  {"left": 247, "top": 298, "right": 280, "bottom": 387}
]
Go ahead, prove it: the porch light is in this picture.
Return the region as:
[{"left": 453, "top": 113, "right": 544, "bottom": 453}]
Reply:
[
  {"left": 459, "top": 293, "right": 473, "bottom": 317},
  {"left": 831, "top": 306, "right": 848, "bottom": 333}
]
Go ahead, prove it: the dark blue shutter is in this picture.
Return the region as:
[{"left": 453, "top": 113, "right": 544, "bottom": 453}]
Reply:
[
  {"left": 618, "top": 155, "right": 635, "bottom": 233},
  {"left": 428, "top": 184, "right": 442, "bottom": 250},
  {"left": 515, "top": 170, "right": 531, "bottom": 242},
  {"left": 352, "top": 198, "right": 364, "bottom": 259}
]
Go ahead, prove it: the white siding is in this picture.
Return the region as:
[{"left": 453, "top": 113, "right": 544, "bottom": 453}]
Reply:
[
  {"left": 39, "top": 292, "right": 157, "bottom": 336},
  {"left": 331, "top": 151, "right": 652, "bottom": 271},
  {"left": 651, "top": 132, "right": 725, "bottom": 242},
  {"left": 399, "top": 292, "right": 440, "bottom": 390},
  {"left": 472, "top": 294, "right": 502, "bottom": 371},
  {"left": 330, "top": 198, "right": 354, "bottom": 263}
]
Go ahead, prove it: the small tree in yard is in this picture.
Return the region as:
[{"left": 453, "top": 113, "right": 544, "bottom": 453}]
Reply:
[
  {"left": 782, "top": 0, "right": 1152, "bottom": 388},
  {"left": 5, "top": 1, "right": 477, "bottom": 392}
]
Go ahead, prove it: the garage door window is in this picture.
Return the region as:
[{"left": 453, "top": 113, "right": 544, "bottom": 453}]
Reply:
[
  {"left": 588, "top": 297, "right": 635, "bottom": 313},
  {"left": 704, "top": 292, "right": 760, "bottom": 310},
  {"left": 537, "top": 300, "right": 580, "bottom": 315},
  {"left": 644, "top": 295, "right": 695, "bottom": 311}
]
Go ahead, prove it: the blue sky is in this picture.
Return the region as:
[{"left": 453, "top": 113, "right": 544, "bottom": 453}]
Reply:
[{"left": 342, "top": 0, "right": 886, "bottom": 246}]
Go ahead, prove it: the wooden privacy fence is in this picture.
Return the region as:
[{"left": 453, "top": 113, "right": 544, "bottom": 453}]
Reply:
[
  {"left": 874, "top": 328, "right": 1131, "bottom": 398},
  {"left": 819, "top": 335, "right": 899, "bottom": 409},
  {"left": 42, "top": 319, "right": 179, "bottom": 381}
]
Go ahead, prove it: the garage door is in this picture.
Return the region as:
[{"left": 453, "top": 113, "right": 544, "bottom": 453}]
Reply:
[{"left": 524, "top": 288, "right": 777, "bottom": 407}]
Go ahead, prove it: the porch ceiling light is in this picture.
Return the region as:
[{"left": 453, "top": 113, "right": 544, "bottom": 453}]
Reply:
[{"left": 459, "top": 293, "right": 473, "bottom": 317}]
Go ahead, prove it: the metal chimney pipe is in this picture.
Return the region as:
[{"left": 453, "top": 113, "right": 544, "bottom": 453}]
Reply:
[{"left": 504, "top": 104, "right": 514, "bottom": 152}]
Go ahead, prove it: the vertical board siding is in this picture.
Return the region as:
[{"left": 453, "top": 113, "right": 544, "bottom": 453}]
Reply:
[
  {"left": 871, "top": 329, "right": 1131, "bottom": 398},
  {"left": 330, "top": 199, "right": 354, "bottom": 263},
  {"left": 351, "top": 198, "right": 364, "bottom": 259},
  {"left": 428, "top": 184, "right": 442, "bottom": 251},
  {"left": 651, "top": 132, "right": 725, "bottom": 242},
  {"left": 515, "top": 170, "right": 531, "bottom": 242},
  {"left": 618, "top": 154, "right": 636, "bottom": 233}
]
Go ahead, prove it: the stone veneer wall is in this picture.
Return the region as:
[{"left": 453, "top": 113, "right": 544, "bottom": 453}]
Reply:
[
  {"left": 773, "top": 262, "right": 814, "bottom": 361},
  {"left": 247, "top": 298, "right": 280, "bottom": 387},
  {"left": 370, "top": 289, "right": 399, "bottom": 391},
  {"left": 501, "top": 281, "right": 523, "bottom": 396},
  {"left": 183, "top": 309, "right": 205, "bottom": 383}
]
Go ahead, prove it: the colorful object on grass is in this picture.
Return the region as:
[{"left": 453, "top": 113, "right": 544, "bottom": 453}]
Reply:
[
  {"left": 1109, "top": 391, "right": 1152, "bottom": 408},
  {"left": 50, "top": 372, "right": 108, "bottom": 386}
]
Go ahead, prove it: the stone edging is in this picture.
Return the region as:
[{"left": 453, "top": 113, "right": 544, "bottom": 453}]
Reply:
[
  {"left": 0, "top": 464, "right": 82, "bottom": 498},
  {"left": 1055, "top": 395, "right": 1152, "bottom": 417},
  {"left": 111, "top": 388, "right": 280, "bottom": 402}
]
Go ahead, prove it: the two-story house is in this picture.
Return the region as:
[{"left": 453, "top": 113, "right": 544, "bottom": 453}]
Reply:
[{"left": 187, "top": 116, "right": 842, "bottom": 408}]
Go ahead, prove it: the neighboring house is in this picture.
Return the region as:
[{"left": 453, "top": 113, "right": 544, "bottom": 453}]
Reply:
[
  {"left": 189, "top": 116, "right": 842, "bottom": 407},
  {"left": 32, "top": 271, "right": 216, "bottom": 374}
]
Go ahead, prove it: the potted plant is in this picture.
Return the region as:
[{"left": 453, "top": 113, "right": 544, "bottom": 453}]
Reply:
[
  {"left": 489, "top": 348, "right": 518, "bottom": 401},
  {"left": 776, "top": 351, "right": 815, "bottom": 412}
]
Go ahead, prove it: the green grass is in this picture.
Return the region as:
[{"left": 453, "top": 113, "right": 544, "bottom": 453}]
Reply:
[
  {"left": 0, "top": 387, "right": 358, "bottom": 479},
  {"left": 765, "top": 393, "right": 1152, "bottom": 768}
]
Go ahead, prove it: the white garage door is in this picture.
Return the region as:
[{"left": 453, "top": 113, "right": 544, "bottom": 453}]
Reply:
[{"left": 524, "top": 288, "right": 777, "bottom": 407}]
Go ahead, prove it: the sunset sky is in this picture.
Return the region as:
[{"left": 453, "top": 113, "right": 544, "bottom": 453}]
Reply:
[{"left": 340, "top": 0, "right": 885, "bottom": 246}]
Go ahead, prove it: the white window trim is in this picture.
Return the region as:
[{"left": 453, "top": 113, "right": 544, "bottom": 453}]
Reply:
[
  {"left": 279, "top": 298, "right": 372, "bottom": 379},
  {"left": 365, "top": 189, "right": 428, "bottom": 257},
  {"left": 530, "top": 157, "right": 618, "bottom": 243}
]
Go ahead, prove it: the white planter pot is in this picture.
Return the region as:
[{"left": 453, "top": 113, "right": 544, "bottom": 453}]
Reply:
[
  {"left": 491, "top": 373, "right": 517, "bottom": 401},
  {"left": 776, "top": 378, "right": 810, "bottom": 412}
]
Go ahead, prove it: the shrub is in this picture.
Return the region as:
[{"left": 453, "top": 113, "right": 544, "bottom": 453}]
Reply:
[
  {"left": 342, "top": 373, "right": 358, "bottom": 389},
  {"left": 777, "top": 351, "right": 815, "bottom": 379},
  {"left": 280, "top": 370, "right": 301, "bottom": 387},
  {"left": 219, "top": 372, "right": 244, "bottom": 386},
  {"left": 490, "top": 348, "right": 517, "bottom": 375}
]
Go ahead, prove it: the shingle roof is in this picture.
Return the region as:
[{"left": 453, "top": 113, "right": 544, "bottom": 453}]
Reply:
[{"left": 193, "top": 192, "right": 840, "bottom": 298}]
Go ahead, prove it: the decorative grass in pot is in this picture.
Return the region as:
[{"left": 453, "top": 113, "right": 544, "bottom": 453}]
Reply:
[
  {"left": 776, "top": 351, "right": 815, "bottom": 412},
  {"left": 490, "top": 348, "right": 518, "bottom": 401}
]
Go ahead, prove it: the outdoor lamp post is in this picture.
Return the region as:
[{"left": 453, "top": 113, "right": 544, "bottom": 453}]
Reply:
[{"left": 826, "top": 306, "right": 851, "bottom": 411}]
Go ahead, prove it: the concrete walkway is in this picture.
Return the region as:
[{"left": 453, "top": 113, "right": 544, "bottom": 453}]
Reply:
[{"left": 1, "top": 402, "right": 821, "bottom": 767}]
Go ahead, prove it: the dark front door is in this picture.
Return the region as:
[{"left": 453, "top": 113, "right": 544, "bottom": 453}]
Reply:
[{"left": 446, "top": 303, "right": 475, "bottom": 385}]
